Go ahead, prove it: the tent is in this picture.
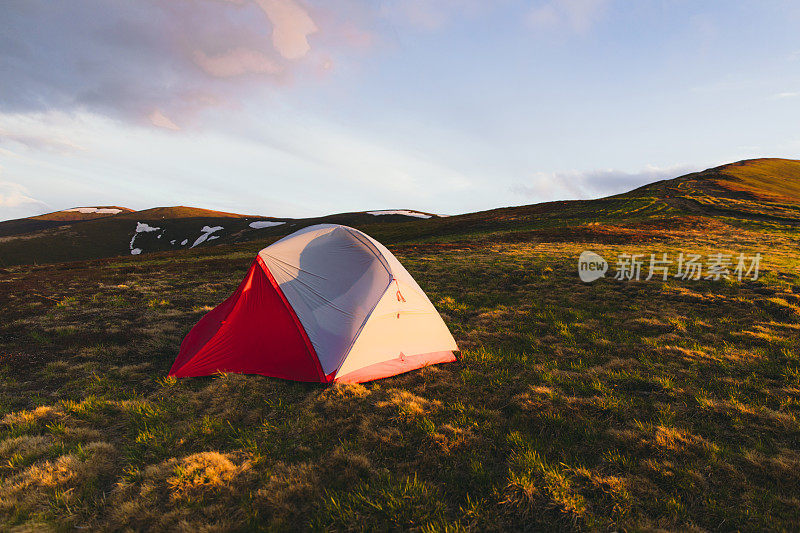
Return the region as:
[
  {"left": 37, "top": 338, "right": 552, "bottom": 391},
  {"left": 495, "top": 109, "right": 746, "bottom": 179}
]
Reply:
[{"left": 169, "top": 224, "right": 458, "bottom": 383}]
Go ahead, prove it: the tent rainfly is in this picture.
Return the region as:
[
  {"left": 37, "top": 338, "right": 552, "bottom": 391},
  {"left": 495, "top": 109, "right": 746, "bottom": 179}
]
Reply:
[{"left": 169, "top": 224, "right": 458, "bottom": 383}]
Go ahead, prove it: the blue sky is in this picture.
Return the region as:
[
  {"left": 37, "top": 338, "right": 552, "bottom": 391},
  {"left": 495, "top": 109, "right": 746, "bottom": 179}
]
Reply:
[{"left": 1, "top": 0, "right": 799, "bottom": 220}]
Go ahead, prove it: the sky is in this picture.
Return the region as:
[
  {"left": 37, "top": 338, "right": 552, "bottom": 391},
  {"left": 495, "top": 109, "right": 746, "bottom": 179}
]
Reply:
[{"left": 1, "top": 0, "right": 800, "bottom": 221}]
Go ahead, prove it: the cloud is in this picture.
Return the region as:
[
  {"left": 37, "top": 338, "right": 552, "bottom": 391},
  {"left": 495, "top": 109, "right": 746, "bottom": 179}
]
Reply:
[
  {"left": 0, "top": 180, "right": 43, "bottom": 208},
  {"left": 0, "top": 129, "right": 85, "bottom": 154},
  {"left": 0, "top": 172, "right": 49, "bottom": 221},
  {"left": 773, "top": 91, "right": 800, "bottom": 99},
  {"left": 0, "top": 0, "right": 518, "bottom": 134},
  {"left": 510, "top": 164, "right": 697, "bottom": 202},
  {"left": 0, "top": 0, "right": 323, "bottom": 128},
  {"left": 253, "top": 0, "right": 318, "bottom": 59},
  {"left": 527, "top": 0, "right": 609, "bottom": 32},
  {"left": 148, "top": 110, "right": 181, "bottom": 131},
  {"left": 193, "top": 47, "right": 283, "bottom": 78}
]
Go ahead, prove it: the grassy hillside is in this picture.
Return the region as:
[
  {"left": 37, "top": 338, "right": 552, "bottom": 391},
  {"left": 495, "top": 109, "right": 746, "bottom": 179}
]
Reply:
[
  {"left": 111, "top": 206, "right": 254, "bottom": 220},
  {"left": 0, "top": 207, "right": 134, "bottom": 239},
  {"left": 303, "top": 158, "right": 800, "bottom": 247},
  {"left": 32, "top": 207, "right": 135, "bottom": 222},
  {"left": 0, "top": 206, "right": 442, "bottom": 267},
  {"left": 2, "top": 158, "right": 798, "bottom": 268},
  {"left": 1, "top": 163, "right": 799, "bottom": 530},
  {"left": 622, "top": 158, "right": 800, "bottom": 225},
  {"left": 717, "top": 158, "right": 800, "bottom": 202},
  {"left": 0, "top": 214, "right": 259, "bottom": 267}
]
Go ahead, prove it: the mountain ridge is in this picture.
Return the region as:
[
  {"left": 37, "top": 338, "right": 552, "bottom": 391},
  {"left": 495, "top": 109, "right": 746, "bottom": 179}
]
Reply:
[{"left": 1, "top": 158, "right": 797, "bottom": 267}]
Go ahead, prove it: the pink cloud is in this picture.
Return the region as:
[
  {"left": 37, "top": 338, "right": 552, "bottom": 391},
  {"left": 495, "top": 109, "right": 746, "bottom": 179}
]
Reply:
[
  {"left": 0, "top": 1, "right": 376, "bottom": 131},
  {"left": 253, "top": 0, "right": 318, "bottom": 60},
  {"left": 193, "top": 47, "right": 283, "bottom": 77},
  {"left": 149, "top": 109, "right": 181, "bottom": 130}
]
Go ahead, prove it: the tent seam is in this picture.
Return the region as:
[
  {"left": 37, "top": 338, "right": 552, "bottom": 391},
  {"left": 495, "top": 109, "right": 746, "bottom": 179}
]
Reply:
[
  {"left": 342, "top": 227, "right": 392, "bottom": 277},
  {"left": 330, "top": 278, "right": 395, "bottom": 380},
  {"left": 256, "top": 254, "right": 328, "bottom": 382}
]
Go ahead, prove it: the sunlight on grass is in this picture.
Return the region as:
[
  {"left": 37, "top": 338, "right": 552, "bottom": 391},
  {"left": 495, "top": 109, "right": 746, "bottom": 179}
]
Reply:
[{"left": 0, "top": 208, "right": 799, "bottom": 529}]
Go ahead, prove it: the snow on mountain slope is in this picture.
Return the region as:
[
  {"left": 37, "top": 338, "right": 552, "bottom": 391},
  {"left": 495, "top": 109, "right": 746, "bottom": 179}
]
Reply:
[
  {"left": 191, "top": 226, "right": 224, "bottom": 248},
  {"left": 129, "top": 222, "right": 161, "bottom": 254},
  {"left": 0, "top": 204, "right": 446, "bottom": 265},
  {"left": 32, "top": 206, "right": 134, "bottom": 222},
  {"left": 249, "top": 221, "right": 286, "bottom": 229},
  {"left": 64, "top": 207, "right": 123, "bottom": 214}
]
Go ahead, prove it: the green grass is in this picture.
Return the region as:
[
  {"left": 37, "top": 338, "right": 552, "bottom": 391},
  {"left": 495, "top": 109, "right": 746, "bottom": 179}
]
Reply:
[{"left": 1, "top": 191, "right": 800, "bottom": 529}]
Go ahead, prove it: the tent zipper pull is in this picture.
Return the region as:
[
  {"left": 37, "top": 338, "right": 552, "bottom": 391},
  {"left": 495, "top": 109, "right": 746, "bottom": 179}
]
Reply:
[{"left": 394, "top": 278, "right": 406, "bottom": 303}]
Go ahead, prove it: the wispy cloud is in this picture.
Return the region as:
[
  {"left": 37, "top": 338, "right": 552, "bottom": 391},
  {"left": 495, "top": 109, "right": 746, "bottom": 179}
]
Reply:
[
  {"left": 0, "top": 171, "right": 49, "bottom": 220},
  {"left": 772, "top": 91, "right": 800, "bottom": 99},
  {"left": 148, "top": 110, "right": 181, "bottom": 131},
  {"left": 0, "top": 128, "right": 85, "bottom": 154},
  {"left": 192, "top": 47, "right": 284, "bottom": 78},
  {"left": 527, "top": 0, "right": 610, "bottom": 32},
  {"left": 510, "top": 164, "right": 697, "bottom": 202}
]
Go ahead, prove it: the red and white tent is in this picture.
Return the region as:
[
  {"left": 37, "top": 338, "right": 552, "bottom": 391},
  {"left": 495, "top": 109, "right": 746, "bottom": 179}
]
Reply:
[{"left": 169, "top": 224, "right": 458, "bottom": 383}]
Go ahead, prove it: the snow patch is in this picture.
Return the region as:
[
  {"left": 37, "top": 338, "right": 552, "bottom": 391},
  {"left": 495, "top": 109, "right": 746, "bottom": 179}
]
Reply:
[
  {"left": 170, "top": 240, "right": 176, "bottom": 244},
  {"left": 131, "top": 248, "right": 142, "bottom": 255},
  {"left": 191, "top": 225, "right": 224, "bottom": 248},
  {"left": 181, "top": 239, "right": 188, "bottom": 246},
  {"left": 129, "top": 221, "right": 162, "bottom": 252},
  {"left": 249, "top": 220, "right": 286, "bottom": 229},
  {"left": 64, "top": 207, "right": 122, "bottom": 214},
  {"left": 135, "top": 222, "right": 160, "bottom": 233},
  {"left": 366, "top": 210, "right": 432, "bottom": 219}
]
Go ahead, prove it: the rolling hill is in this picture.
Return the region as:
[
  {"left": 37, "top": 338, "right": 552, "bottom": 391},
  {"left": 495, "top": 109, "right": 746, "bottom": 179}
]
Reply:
[
  {"left": 0, "top": 158, "right": 798, "bottom": 269},
  {"left": 0, "top": 206, "right": 440, "bottom": 267},
  {"left": 0, "top": 206, "right": 134, "bottom": 239},
  {"left": 621, "top": 157, "right": 800, "bottom": 224},
  {"left": 260, "top": 158, "right": 794, "bottom": 255},
  {"left": 357, "top": 158, "right": 800, "bottom": 248},
  {"left": 32, "top": 206, "right": 135, "bottom": 222}
]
